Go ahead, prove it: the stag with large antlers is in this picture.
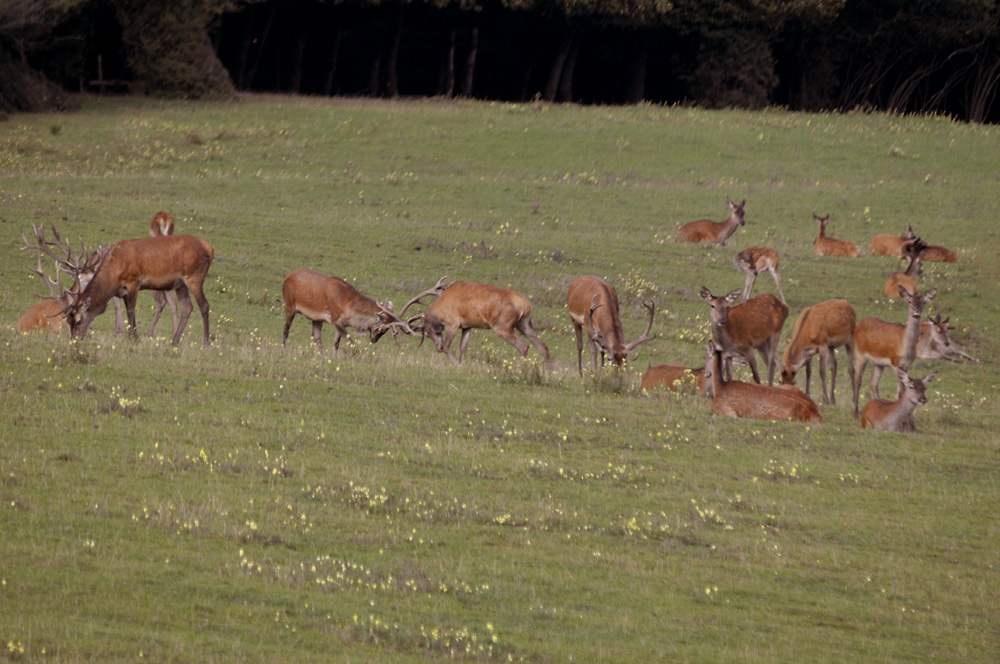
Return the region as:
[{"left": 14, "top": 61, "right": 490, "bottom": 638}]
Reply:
[
  {"left": 404, "top": 279, "right": 551, "bottom": 368},
  {"left": 281, "top": 269, "right": 413, "bottom": 354},
  {"left": 62, "top": 234, "right": 215, "bottom": 346},
  {"left": 19, "top": 224, "right": 95, "bottom": 333},
  {"left": 567, "top": 276, "right": 654, "bottom": 376}
]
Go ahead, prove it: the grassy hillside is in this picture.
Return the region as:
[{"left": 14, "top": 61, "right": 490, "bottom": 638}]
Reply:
[{"left": 1, "top": 95, "right": 997, "bottom": 662}]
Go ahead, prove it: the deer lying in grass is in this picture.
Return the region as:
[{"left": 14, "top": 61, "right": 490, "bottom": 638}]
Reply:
[
  {"left": 62, "top": 234, "right": 215, "bottom": 347},
  {"left": 16, "top": 255, "right": 75, "bottom": 334},
  {"left": 567, "top": 275, "right": 655, "bottom": 376},
  {"left": 920, "top": 243, "right": 957, "bottom": 263},
  {"left": 852, "top": 286, "right": 936, "bottom": 416},
  {"left": 861, "top": 370, "right": 935, "bottom": 433},
  {"left": 404, "top": 279, "right": 551, "bottom": 368},
  {"left": 281, "top": 269, "right": 413, "bottom": 354},
  {"left": 700, "top": 287, "right": 788, "bottom": 385},
  {"left": 814, "top": 214, "right": 860, "bottom": 257},
  {"left": 677, "top": 197, "right": 746, "bottom": 245},
  {"left": 733, "top": 246, "right": 786, "bottom": 304},
  {"left": 704, "top": 343, "right": 822, "bottom": 422},
  {"left": 641, "top": 364, "right": 709, "bottom": 396},
  {"left": 781, "top": 299, "right": 856, "bottom": 405},
  {"left": 884, "top": 238, "right": 926, "bottom": 298},
  {"left": 868, "top": 225, "right": 916, "bottom": 257}
]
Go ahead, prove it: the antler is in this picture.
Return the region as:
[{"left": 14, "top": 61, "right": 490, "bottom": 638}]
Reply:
[
  {"left": 28, "top": 253, "right": 65, "bottom": 301},
  {"left": 625, "top": 300, "right": 656, "bottom": 354},
  {"left": 21, "top": 224, "right": 89, "bottom": 275},
  {"left": 399, "top": 275, "right": 449, "bottom": 317}
]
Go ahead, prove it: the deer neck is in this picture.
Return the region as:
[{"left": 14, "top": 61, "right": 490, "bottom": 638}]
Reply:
[
  {"left": 899, "top": 311, "right": 923, "bottom": 368},
  {"left": 904, "top": 256, "right": 921, "bottom": 278}
]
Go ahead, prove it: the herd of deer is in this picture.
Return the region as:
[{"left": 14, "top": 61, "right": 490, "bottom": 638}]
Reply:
[{"left": 17, "top": 200, "right": 978, "bottom": 433}]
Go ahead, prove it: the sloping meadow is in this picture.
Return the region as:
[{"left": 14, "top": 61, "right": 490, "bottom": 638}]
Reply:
[{"left": 1, "top": 96, "right": 997, "bottom": 662}]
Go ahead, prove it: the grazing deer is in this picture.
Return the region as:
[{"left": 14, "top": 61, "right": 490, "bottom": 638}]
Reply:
[
  {"left": 281, "top": 269, "right": 413, "bottom": 354},
  {"left": 733, "top": 246, "right": 786, "bottom": 304},
  {"left": 868, "top": 225, "right": 916, "bottom": 257},
  {"left": 404, "top": 279, "right": 551, "bottom": 368},
  {"left": 852, "top": 286, "right": 937, "bottom": 416},
  {"left": 883, "top": 238, "right": 926, "bottom": 298},
  {"left": 677, "top": 197, "right": 746, "bottom": 245},
  {"left": 781, "top": 299, "right": 856, "bottom": 405},
  {"left": 566, "top": 275, "right": 655, "bottom": 376},
  {"left": 861, "top": 370, "right": 935, "bottom": 433},
  {"left": 641, "top": 364, "right": 709, "bottom": 396},
  {"left": 62, "top": 234, "right": 215, "bottom": 347},
  {"left": 814, "top": 214, "right": 860, "bottom": 257},
  {"left": 703, "top": 343, "right": 822, "bottom": 422},
  {"left": 700, "top": 287, "right": 788, "bottom": 385}
]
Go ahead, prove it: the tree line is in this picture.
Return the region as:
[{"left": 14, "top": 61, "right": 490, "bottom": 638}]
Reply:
[{"left": 2, "top": 0, "right": 999, "bottom": 123}]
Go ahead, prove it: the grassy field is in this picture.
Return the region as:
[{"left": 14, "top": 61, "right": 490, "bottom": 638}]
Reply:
[{"left": 1, "top": 95, "right": 998, "bottom": 663}]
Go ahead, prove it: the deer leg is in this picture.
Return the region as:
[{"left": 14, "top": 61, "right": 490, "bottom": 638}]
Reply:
[
  {"left": 845, "top": 342, "right": 856, "bottom": 412},
  {"left": 171, "top": 284, "right": 195, "bottom": 347},
  {"left": 442, "top": 326, "right": 461, "bottom": 365},
  {"left": 147, "top": 291, "right": 166, "bottom": 337},
  {"left": 803, "top": 356, "right": 812, "bottom": 397},
  {"left": 185, "top": 283, "right": 211, "bottom": 348},
  {"left": 123, "top": 290, "right": 140, "bottom": 339},
  {"left": 745, "top": 350, "right": 762, "bottom": 384},
  {"left": 572, "top": 321, "right": 585, "bottom": 376},
  {"left": 311, "top": 321, "right": 326, "bottom": 352},
  {"left": 770, "top": 268, "right": 787, "bottom": 305},
  {"left": 518, "top": 318, "right": 552, "bottom": 368},
  {"left": 742, "top": 273, "right": 756, "bottom": 302},
  {"left": 852, "top": 356, "right": 867, "bottom": 418},
  {"left": 869, "top": 364, "right": 884, "bottom": 400},
  {"left": 113, "top": 297, "right": 125, "bottom": 334},
  {"left": 827, "top": 347, "right": 838, "bottom": 404},
  {"left": 166, "top": 291, "right": 178, "bottom": 337},
  {"left": 282, "top": 313, "right": 295, "bottom": 346},
  {"left": 494, "top": 326, "right": 530, "bottom": 359}
]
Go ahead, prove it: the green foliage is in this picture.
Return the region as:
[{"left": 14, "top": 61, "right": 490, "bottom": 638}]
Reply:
[{"left": 0, "top": 96, "right": 998, "bottom": 662}]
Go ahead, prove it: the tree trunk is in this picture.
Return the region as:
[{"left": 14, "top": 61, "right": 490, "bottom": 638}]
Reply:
[
  {"left": 439, "top": 27, "right": 456, "bottom": 98},
  {"left": 557, "top": 42, "right": 578, "bottom": 102},
  {"left": 622, "top": 38, "right": 647, "bottom": 103},
  {"left": 323, "top": 28, "right": 344, "bottom": 96},
  {"left": 245, "top": 1, "right": 276, "bottom": 91},
  {"left": 385, "top": 2, "right": 404, "bottom": 98},
  {"left": 462, "top": 26, "right": 478, "bottom": 97},
  {"left": 544, "top": 28, "right": 574, "bottom": 102}
]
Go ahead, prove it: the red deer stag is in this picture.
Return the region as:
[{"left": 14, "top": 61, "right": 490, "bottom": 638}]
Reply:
[
  {"left": 281, "top": 269, "right": 413, "bottom": 354},
  {"left": 641, "top": 364, "right": 709, "bottom": 396},
  {"left": 814, "top": 214, "right": 860, "bottom": 257},
  {"left": 677, "top": 197, "right": 746, "bottom": 245},
  {"left": 883, "top": 238, "right": 926, "bottom": 298},
  {"left": 781, "top": 299, "right": 856, "bottom": 405},
  {"left": 404, "top": 279, "right": 551, "bottom": 368},
  {"left": 703, "top": 343, "right": 822, "bottom": 422},
  {"left": 62, "top": 234, "right": 215, "bottom": 347},
  {"left": 700, "top": 287, "right": 788, "bottom": 385},
  {"left": 852, "top": 286, "right": 936, "bottom": 416},
  {"left": 733, "top": 246, "right": 786, "bottom": 304},
  {"left": 566, "top": 275, "right": 654, "bottom": 376},
  {"left": 868, "top": 225, "right": 916, "bottom": 257},
  {"left": 861, "top": 370, "right": 935, "bottom": 433}
]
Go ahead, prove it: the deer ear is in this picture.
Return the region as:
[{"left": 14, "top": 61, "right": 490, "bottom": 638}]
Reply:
[
  {"left": 699, "top": 286, "right": 712, "bottom": 302},
  {"left": 726, "top": 196, "right": 734, "bottom": 208},
  {"left": 922, "top": 372, "right": 937, "bottom": 385},
  {"left": 897, "top": 285, "right": 909, "bottom": 299},
  {"left": 725, "top": 289, "right": 741, "bottom": 304},
  {"left": 923, "top": 287, "right": 937, "bottom": 302}
]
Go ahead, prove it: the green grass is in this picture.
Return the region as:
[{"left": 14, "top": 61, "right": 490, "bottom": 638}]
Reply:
[{"left": 1, "top": 95, "right": 998, "bottom": 662}]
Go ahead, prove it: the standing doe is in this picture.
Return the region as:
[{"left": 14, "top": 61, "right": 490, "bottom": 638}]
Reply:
[
  {"left": 781, "top": 299, "right": 856, "bottom": 405},
  {"left": 733, "top": 246, "right": 786, "bottom": 304},
  {"left": 700, "top": 287, "right": 788, "bottom": 385}
]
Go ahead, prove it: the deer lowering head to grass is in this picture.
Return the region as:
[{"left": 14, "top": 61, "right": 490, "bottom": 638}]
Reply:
[
  {"left": 884, "top": 238, "right": 926, "bottom": 298},
  {"left": 700, "top": 286, "right": 788, "bottom": 385},
  {"left": 281, "top": 269, "right": 414, "bottom": 354},
  {"left": 566, "top": 275, "right": 655, "bottom": 376},
  {"left": 733, "top": 246, "right": 786, "bottom": 304},
  {"left": 703, "top": 343, "right": 822, "bottom": 422},
  {"left": 868, "top": 225, "right": 916, "bottom": 257},
  {"left": 814, "top": 214, "right": 860, "bottom": 257},
  {"left": 861, "top": 369, "right": 935, "bottom": 433},
  {"left": 677, "top": 197, "right": 746, "bottom": 245},
  {"left": 852, "top": 286, "right": 937, "bottom": 416},
  {"left": 404, "top": 279, "right": 551, "bottom": 368},
  {"left": 62, "top": 234, "right": 215, "bottom": 347},
  {"left": 781, "top": 299, "right": 856, "bottom": 405}
]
